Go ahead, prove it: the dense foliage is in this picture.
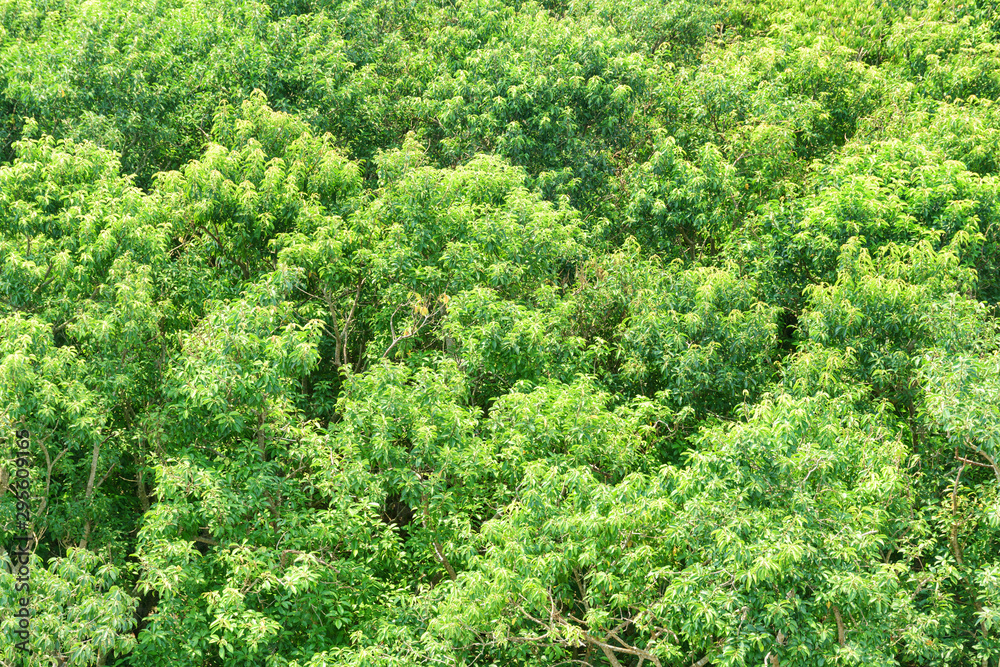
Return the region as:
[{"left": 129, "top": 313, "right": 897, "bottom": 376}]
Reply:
[{"left": 1, "top": 0, "right": 999, "bottom": 665}]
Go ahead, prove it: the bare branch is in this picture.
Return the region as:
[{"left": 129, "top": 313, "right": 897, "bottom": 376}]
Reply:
[
  {"left": 961, "top": 438, "right": 1000, "bottom": 485},
  {"left": 832, "top": 605, "right": 845, "bottom": 646},
  {"left": 382, "top": 302, "right": 445, "bottom": 359},
  {"left": 690, "top": 654, "right": 713, "bottom": 667}
]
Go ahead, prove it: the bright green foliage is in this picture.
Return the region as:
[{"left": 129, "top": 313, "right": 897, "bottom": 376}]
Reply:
[
  {"left": 795, "top": 240, "right": 986, "bottom": 406},
  {"left": 735, "top": 99, "right": 1000, "bottom": 309},
  {"left": 276, "top": 136, "right": 586, "bottom": 386},
  {"left": 0, "top": 131, "right": 168, "bottom": 553},
  {"left": 3, "top": 0, "right": 1000, "bottom": 665},
  {"left": 580, "top": 247, "right": 780, "bottom": 430},
  {"left": 329, "top": 359, "right": 487, "bottom": 586},
  {"left": 736, "top": 0, "right": 903, "bottom": 57},
  {"left": 922, "top": 351, "right": 1000, "bottom": 476},
  {"left": 911, "top": 351, "right": 1000, "bottom": 666},
  {"left": 485, "top": 376, "right": 655, "bottom": 486},
  {"left": 0, "top": 549, "right": 137, "bottom": 666},
  {"left": 0, "top": 314, "right": 122, "bottom": 552},
  {"left": 158, "top": 92, "right": 361, "bottom": 286},
  {"left": 0, "top": 0, "right": 360, "bottom": 184},
  {"left": 360, "top": 145, "right": 585, "bottom": 304},
  {"left": 685, "top": 36, "right": 889, "bottom": 157},
  {"left": 623, "top": 136, "right": 740, "bottom": 257},
  {"left": 133, "top": 445, "right": 402, "bottom": 666},
  {"left": 441, "top": 285, "right": 597, "bottom": 401},
  {"left": 566, "top": 0, "right": 733, "bottom": 64},
  {"left": 434, "top": 392, "right": 917, "bottom": 667},
  {"left": 417, "top": 0, "right": 657, "bottom": 210},
  {"left": 888, "top": 10, "right": 1000, "bottom": 102},
  {"left": 133, "top": 281, "right": 397, "bottom": 665},
  {"left": 791, "top": 138, "right": 999, "bottom": 297}
]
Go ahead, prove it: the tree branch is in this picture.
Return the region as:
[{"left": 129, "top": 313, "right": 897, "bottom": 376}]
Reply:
[
  {"left": 79, "top": 431, "right": 117, "bottom": 549},
  {"left": 200, "top": 223, "right": 251, "bottom": 280},
  {"left": 832, "top": 605, "right": 845, "bottom": 646},
  {"left": 962, "top": 438, "right": 1000, "bottom": 485},
  {"left": 31, "top": 259, "right": 55, "bottom": 294},
  {"left": 950, "top": 461, "right": 966, "bottom": 568},
  {"left": 690, "top": 654, "right": 713, "bottom": 667},
  {"left": 382, "top": 302, "right": 445, "bottom": 359}
]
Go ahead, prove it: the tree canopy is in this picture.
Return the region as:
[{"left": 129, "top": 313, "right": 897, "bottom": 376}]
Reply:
[{"left": 1, "top": 0, "right": 999, "bottom": 665}]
